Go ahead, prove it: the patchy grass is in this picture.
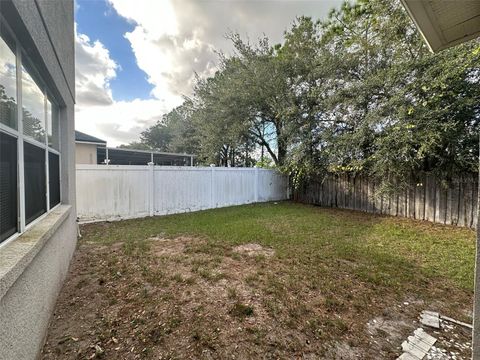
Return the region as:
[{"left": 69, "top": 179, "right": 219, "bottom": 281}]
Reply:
[
  {"left": 81, "top": 201, "right": 475, "bottom": 290},
  {"left": 42, "top": 202, "right": 475, "bottom": 359},
  {"left": 230, "top": 302, "right": 255, "bottom": 318}
]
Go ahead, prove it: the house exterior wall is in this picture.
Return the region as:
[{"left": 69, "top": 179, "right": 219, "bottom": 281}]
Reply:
[
  {"left": 0, "top": 207, "right": 76, "bottom": 360},
  {"left": 0, "top": 1, "right": 77, "bottom": 359},
  {"left": 76, "top": 143, "right": 98, "bottom": 164}
]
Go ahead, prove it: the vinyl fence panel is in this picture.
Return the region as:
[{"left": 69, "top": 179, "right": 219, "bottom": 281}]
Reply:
[
  {"left": 213, "top": 168, "right": 256, "bottom": 207},
  {"left": 76, "top": 165, "right": 151, "bottom": 221},
  {"left": 258, "top": 168, "right": 289, "bottom": 202},
  {"left": 76, "top": 165, "right": 289, "bottom": 222},
  {"left": 153, "top": 167, "right": 213, "bottom": 215}
]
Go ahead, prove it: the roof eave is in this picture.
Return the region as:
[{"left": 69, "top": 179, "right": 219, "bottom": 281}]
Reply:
[
  {"left": 401, "top": 0, "right": 480, "bottom": 53},
  {"left": 400, "top": 0, "right": 442, "bottom": 52}
]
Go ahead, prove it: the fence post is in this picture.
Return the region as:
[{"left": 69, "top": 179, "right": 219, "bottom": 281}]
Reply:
[
  {"left": 287, "top": 173, "right": 291, "bottom": 200},
  {"left": 211, "top": 165, "right": 216, "bottom": 208},
  {"left": 254, "top": 166, "right": 259, "bottom": 203},
  {"left": 148, "top": 162, "right": 154, "bottom": 216}
]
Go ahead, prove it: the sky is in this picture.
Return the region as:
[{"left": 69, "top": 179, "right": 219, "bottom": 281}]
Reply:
[{"left": 75, "top": 0, "right": 344, "bottom": 147}]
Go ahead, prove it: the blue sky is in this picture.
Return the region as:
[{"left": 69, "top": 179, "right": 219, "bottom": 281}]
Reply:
[
  {"left": 74, "top": 0, "right": 343, "bottom": 146},
  {"left": 75, "top": 0, "right": 152, "bottom": 101}
]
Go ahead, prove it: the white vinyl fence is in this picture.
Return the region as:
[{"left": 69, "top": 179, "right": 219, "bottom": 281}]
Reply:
[{"left": 76, "top": 165, "right": 289, "bottom": 222}]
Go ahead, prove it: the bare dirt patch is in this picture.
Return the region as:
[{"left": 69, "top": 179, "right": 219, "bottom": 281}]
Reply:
[
  {"left": 148, "top": 235, "right": 193, "bottom": 256},
  {"left": 232, "top": 243, "right": 274, "bottom": 257}
]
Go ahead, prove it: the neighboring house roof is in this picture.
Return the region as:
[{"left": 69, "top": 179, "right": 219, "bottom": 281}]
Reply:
[
  {"left": 75, "top": 130, "right": 107, "bottom": 145},
  {"left": 401, "top": 0, "right": 480, "bottom": 52}
]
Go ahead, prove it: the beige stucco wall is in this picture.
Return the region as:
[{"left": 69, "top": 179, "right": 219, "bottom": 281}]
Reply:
[
  {"left": 76, "top": 143, "right": 98, "bottom": 164},
  {"left": 0, "top": 207, "right": 77, "bottom": 360}
]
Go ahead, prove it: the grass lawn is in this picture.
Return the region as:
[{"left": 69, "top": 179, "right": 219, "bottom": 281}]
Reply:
[{"left": 42, "top": 202, "right": 475, "bottom": 359}]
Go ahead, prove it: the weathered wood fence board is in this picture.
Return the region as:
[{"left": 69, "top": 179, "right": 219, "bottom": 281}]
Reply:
[
  {"left": 294, "top": 173, "right": 478, "bottom": 229},
  {"left": 76, "top": 165, "right": 289, "bottom": 222}
]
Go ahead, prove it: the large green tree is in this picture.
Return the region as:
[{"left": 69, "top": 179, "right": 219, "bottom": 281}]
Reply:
[
  {"left": 127, "top": 0, "right": 479, "bottom": 186},
  {"left": 319, "top": 0, "right": 479, "bottom": 188}
]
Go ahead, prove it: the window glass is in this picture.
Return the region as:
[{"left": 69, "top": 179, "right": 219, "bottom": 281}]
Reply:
[
  {"left": 48, "top": 151, "right": 60, "bottom": 208},
  {"left": 22, "top": 64, "right": 45, "bottom": 143},
  {"left": 0, "top": 30, "right": 17, "bottom": 130},
  {"left": 47, "top": 99, "right": 59, "bottom": 150},
  {"left": 0, "top": 21, "right": 62, "bottom": 242},
  {"left": 24, "top": 141, "right": 46, "bottom": 224},
  {"left": 0, "top": 132, "right": 17, "bottom": 242}
]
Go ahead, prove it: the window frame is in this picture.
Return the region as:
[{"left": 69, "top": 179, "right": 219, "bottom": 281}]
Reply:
[{"left": 0, "top": 17, "right": 62, "bottom": 249}]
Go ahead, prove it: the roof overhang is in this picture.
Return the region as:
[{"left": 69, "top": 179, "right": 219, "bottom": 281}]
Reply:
[
  {"left": 75, "top": 140, "right": 107, "bottom": 146},
  {"left": 401, "top": 0, "right": 480, "bottom": 52}
]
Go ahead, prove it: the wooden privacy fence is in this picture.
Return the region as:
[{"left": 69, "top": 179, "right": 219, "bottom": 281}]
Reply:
[
  {"left": 76, "top": 165, "right": 289, "bottom": 222},
  {"left": 294, "top": 173, "right": 478, "bottom": 229}
]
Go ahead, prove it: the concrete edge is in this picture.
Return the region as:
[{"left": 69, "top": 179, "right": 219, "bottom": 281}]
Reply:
[{"left": 0, "top": 205, "right": 72, "bottom": 300}]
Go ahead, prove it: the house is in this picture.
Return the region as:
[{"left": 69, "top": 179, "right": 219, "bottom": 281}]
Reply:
[
  {"left": 0, "top": 1, "right": 77, "bottom": 359},
  {"left": 400, "top": 0, "right": 480, "bottom": 357},
  {"left": 75, "top": 130, "right": 107, "bottom": 164},
  {"left": 75, "top": 130, "right": 195, "bottom": 166}
]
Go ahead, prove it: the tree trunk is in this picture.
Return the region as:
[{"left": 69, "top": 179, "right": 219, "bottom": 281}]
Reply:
[
  {"left": 277, "top": 139, "right": 287, "bottom": 166},
  {"left": 276, "top": 120, "right": 286, "bottom": 166}
]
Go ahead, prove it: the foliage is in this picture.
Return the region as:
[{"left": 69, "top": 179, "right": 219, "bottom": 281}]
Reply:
[
  {"left": 127, "top": 0, "right": 479, "bottom": 189},
  {"left": 318, "top": 0, "right": 480, "bottom": 188},
  {"left": 118, "top": 141, "right": 152, "bottom": 150},
  {"left": 255, "top": 157, "right": 275, "bottom": 169}
]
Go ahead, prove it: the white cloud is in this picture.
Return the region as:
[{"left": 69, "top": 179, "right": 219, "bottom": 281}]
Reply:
[
  {"left": 108, "top": 0, "right": 343, "bottom": 102},
  {"left": 75, "top": 26, "right": 170, "bottom": 147},
  {"left": 109, "top": 0, "right": 218, "bottom": 100},
  {"left": 76, "top": 0, "right": 344, "bottom": 147},
  {"left": 75, "top": 29, "right": 117, "bottom": 106},
  {"left": 76, "top": 98, "right": 171, "bottom": 145}
]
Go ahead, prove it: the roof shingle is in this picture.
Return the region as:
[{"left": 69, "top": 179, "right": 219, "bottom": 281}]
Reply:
[{"left": 75, "top": 130, "right": 107, "bottom": 144}]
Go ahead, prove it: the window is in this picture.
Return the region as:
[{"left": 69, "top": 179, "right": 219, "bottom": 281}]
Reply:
[
  {"left": 0, "top": 132, "right": 17, "bottom": 242},
  {"left": 0, "top": 26, "right": 16, "bottom": 130},
  {"left": 22, "top": 65, "right": 45, "bottom": 143},
  {"left": 47, "top": 99, "right": 59, "bottom": 150},
  {"left": 0, "top": 21, "right": 61, "bottom": 244},
  {"left": 24, "top": 141, "right": 46, "bottom": 224},
  {"left": 49, "top": 152, "right": 60, "bottom": 208}
]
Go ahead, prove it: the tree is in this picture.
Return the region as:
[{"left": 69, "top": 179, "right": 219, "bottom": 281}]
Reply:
[
  {"left": 318, "top": 0, "right": 479, "bottom": 189},
  {"left": 139, "top": 120, "right": 173, "bottom": 151},
  {"left": 190, "top": 18, "right": 325, "bottom": 167},
  {"left": 118, "top": 141, "right": 152, "bottom": 150},
  {"left": 124, "top": 0, "right": 479, "bottom": 184}
]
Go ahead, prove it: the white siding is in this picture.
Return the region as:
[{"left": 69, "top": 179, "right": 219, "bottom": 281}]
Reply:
[{"left": 76, "top": 165, "right": 289, "bottom": 222}]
